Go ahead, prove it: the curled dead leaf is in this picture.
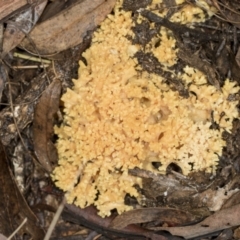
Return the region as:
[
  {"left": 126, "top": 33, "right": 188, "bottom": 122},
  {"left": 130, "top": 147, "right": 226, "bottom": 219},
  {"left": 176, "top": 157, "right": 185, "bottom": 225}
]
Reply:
[
  {"left": 0, "top": 141, "right": 44, "bottom": 239},
  {"left": 0, "top": 63, "right": 6, "bottom": 102},
  {"left": 110, "top": 207, "right": 196, "bottom": 230},
  {"left": 151, "top": 203, "right": 240, "bottom": 239},
  {"left": 63, "top": 204, "right": 182, "bottom": 240},
  {"left": 33, "top": 79, "right": 61, "bottom": 172}
]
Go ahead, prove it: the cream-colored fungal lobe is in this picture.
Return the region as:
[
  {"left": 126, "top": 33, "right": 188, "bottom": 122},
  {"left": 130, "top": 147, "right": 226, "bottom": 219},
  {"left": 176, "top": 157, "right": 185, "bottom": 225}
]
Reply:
[{"left": 52, "top": 0, "right": 239, "bottom": 217}]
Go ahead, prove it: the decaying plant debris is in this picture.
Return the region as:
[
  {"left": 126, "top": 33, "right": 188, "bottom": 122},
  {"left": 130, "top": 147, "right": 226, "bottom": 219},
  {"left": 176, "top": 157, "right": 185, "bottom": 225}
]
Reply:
[{"left": 1, "top": 0, "right": 240, "bottom": 239}]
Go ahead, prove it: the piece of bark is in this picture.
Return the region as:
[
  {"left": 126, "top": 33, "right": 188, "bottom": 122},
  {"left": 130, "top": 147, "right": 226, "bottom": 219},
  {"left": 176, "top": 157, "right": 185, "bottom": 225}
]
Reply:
[
  {"left": 20, "top": 0, "right": 116, "bottom": 55},
  {"left": 33, "top": 79, "right": 61, "bottom": 172},
  {"left": 0, "top": 141, "right": 44, "bottom": 239}
]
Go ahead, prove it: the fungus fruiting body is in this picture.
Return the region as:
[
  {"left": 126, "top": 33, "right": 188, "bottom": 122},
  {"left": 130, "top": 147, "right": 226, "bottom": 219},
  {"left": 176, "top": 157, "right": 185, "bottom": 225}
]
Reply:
[{"left": 52, "top": 0, "right": 240, "bottom": 217}]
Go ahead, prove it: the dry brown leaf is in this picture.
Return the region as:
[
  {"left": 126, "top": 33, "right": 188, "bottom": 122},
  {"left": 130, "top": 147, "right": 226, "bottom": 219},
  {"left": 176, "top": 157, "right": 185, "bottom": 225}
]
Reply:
[
  {"left": 0, "top": 63, "right": 6, "bottom": 102},
  {"left": 0, "top": 141, "right": 44, "bottom": 239},
  {"left": 151, "top": 203, "right": 240, "bottom": 239},
  {"left": 0, "top": 0, "right": 48, "bottom": 22},
  {"left": 20, "top": 0, "right": 117, "bottom": 55},
  {"left": 63, "top": 204, "right": 182, "bottom": 240},
  {"left": 38, "top": 0, "right": 77, "bottom": 23},
  {"left": 33, "top": 79, "right": 61, "bottom": 172},
  {"left": 235, "top": 47, "right": 240, "bottom": 68},
  {"left": 0, "top": 24, "right": 3, "bottom": 52},
  {"left": 1, "top": 0, "right": 47, "bottom": 58},
  {"left": 0, "top": 0, "right": 28, "bottom": 22},
  {"left": 110, "top": 208, "right": 196, "bottom": 230}
]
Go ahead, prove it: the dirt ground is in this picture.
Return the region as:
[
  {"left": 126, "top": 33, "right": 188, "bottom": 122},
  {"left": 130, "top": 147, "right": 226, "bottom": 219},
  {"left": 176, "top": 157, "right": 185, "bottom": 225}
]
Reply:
[{"left": 1, "top": 0, "right": 240, "bottom": 239}]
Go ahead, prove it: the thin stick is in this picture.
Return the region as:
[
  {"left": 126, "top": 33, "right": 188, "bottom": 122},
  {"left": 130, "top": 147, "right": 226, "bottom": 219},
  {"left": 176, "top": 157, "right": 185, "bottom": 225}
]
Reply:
[
  {"left": 7, "top": 218, "right": 27, "bottom": 240},
  {"left": 12, "top": 64, "right": 50, "bottom": 69},
  {"left": 43, "top": 198, "right": 66, "bottom": 240},
  {"left": 13, "top": 52, "right": 51, "bottom": 64}
]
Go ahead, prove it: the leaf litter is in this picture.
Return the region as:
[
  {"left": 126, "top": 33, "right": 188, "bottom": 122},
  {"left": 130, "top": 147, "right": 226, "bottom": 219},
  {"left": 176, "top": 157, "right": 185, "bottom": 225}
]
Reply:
[
  {"left": 1, "top": 0, "right": 48, "bottom": 58},
  {"left": 0, "top": 0, "right": 240, "bottom": 239},
  {"left": 33, "top": 79, "right": 61, "bottom": 172}
]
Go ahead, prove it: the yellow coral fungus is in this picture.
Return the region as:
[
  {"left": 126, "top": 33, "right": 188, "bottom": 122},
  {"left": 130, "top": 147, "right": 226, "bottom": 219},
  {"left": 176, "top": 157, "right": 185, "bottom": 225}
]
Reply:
[{"left": 52, "top": 0, "right": 239, "bottom": 217}]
